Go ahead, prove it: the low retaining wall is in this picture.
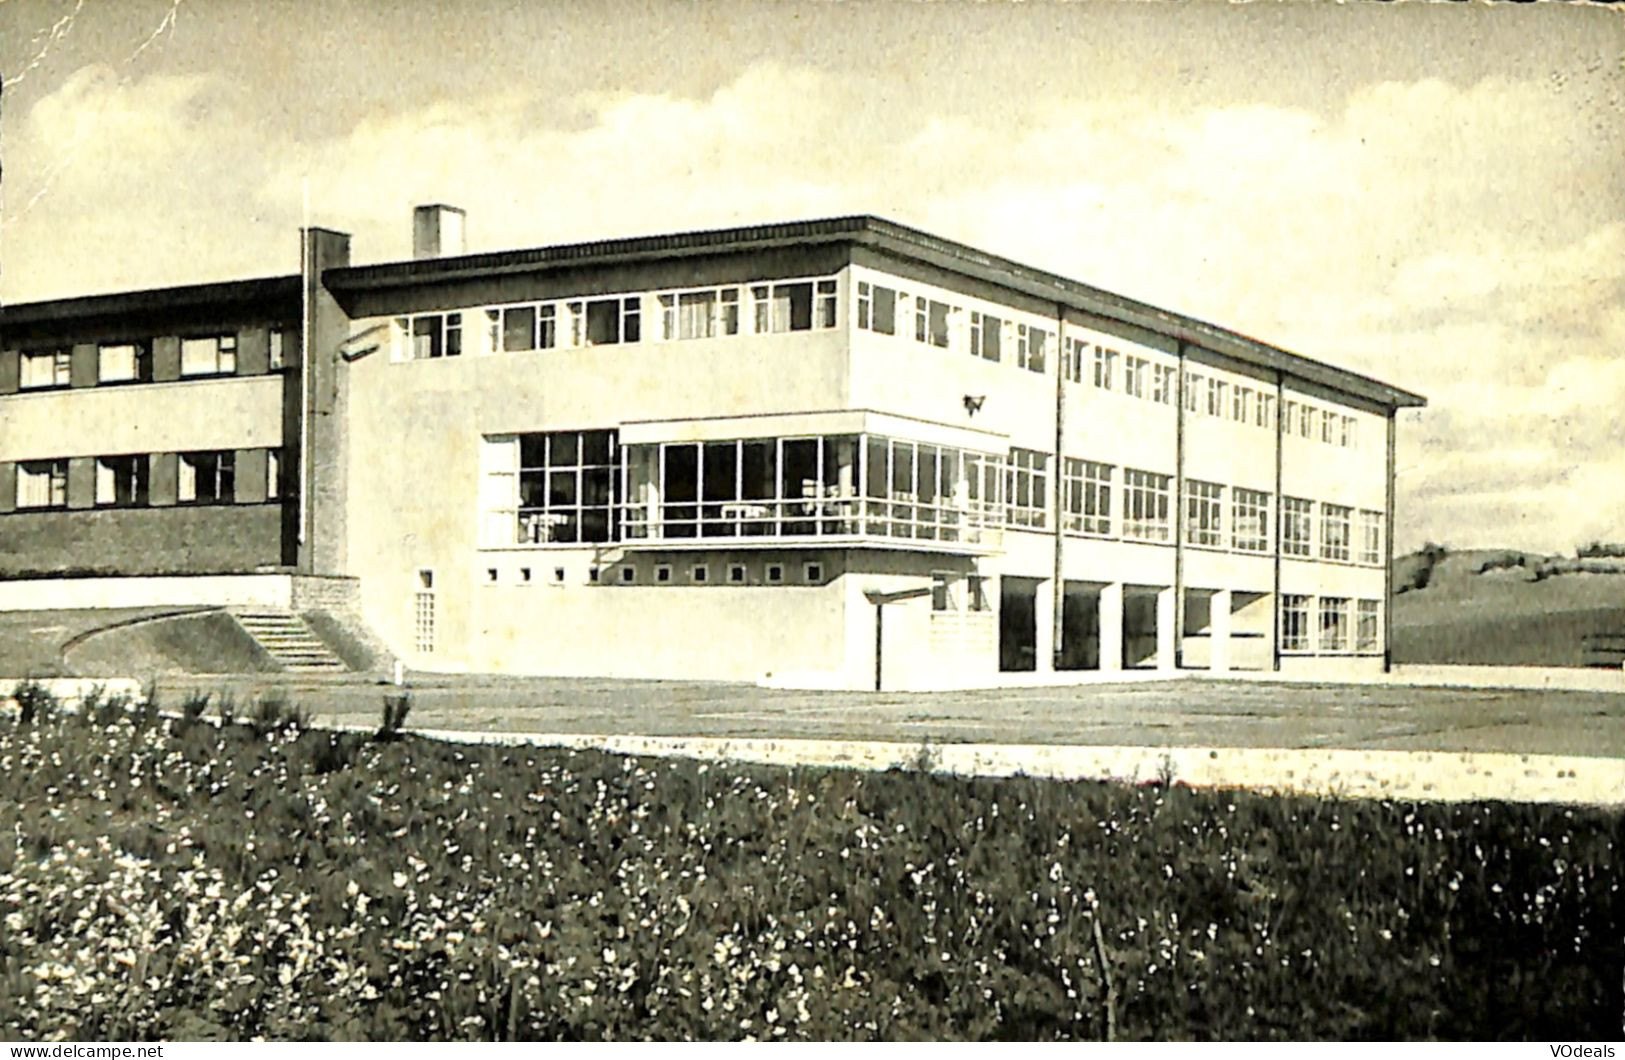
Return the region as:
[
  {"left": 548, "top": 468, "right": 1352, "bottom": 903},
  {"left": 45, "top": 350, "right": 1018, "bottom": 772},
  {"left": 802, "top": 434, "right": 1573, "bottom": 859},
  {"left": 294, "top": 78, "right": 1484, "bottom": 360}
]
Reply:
[
  {"left": 0, "top": 574, "right": 294, "bottom": 611},
  {"left": 0, "top": 573, "right": 365, "bottom": 617}
]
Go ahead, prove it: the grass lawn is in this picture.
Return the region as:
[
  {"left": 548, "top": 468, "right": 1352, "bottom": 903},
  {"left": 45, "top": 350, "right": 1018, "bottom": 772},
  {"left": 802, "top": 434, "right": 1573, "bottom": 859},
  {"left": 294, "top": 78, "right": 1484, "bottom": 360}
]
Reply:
[
  {"left": 0, "top": 609, "right": 189, "bottom": 676},
  {"left": 1392, "top": 561, "right": 1625, "bottom": 667},
  {"left": 147, "top": 672, "right": 1625, "bottom": 759},
  {"left": 0, "top": 608, "right": 274, "bottom": 678},
  {"left": 1, "top": 696, "right": 1619, "bottom": 1041}
]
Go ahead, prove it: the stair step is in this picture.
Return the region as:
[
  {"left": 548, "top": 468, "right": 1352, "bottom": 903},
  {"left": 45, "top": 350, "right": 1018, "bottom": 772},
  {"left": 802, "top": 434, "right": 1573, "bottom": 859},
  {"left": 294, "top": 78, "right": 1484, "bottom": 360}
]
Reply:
[{"left": 229, "top": 608, "right": 349, "bottom": 675}]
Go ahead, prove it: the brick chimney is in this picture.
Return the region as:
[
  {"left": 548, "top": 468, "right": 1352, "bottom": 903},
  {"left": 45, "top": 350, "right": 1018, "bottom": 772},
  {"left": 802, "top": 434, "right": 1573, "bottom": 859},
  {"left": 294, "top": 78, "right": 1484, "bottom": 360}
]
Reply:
[{"left": 412, "top": 204, "right": 467, "bottom": 259}]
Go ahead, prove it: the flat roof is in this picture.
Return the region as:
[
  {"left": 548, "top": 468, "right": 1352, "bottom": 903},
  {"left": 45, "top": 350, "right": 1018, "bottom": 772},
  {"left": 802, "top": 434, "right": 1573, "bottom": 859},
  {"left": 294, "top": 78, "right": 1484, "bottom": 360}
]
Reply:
[
  {"left": 2, "top": 217, "right": 1426, "bottom": 409},
  {"left": 327, "top": 215, "right": 1425, "bottom": 410},
  {"left": 1, "top": 275, "right": 300, "bottom": 327}
]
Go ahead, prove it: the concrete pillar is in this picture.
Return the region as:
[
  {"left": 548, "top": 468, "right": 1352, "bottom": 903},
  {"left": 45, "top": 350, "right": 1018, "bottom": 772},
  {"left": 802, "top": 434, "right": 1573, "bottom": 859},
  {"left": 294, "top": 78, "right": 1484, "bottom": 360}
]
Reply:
[
  {"left": 153, "top": 337, "right": 181, "bottom": 383},
  {"left": 149, "top": 453, "right": 178, "bottom": 507},
  {"left": 66, "top": 457, "right": 96, "bottom": 510},
  {"left": 1211, "top": 588, "right": 1233, "bottom": 674},
  {"left": 1099, "top": 582, "right": 1124, "bottom": 672},
  {"left": 1265, "top": 591, "right": 1280, "bottom": 668},
  {"left": 0, "top": 463, "right": 17, "bottom": 513},
  {"left": 1156, "top": 586, "right": 1177, "bottom": 672},
  {"left": 237, "top": 327, "right": 270, "bottom": 375},
  {"left": 0, "top": 350, "right": 20, "bottom": 395},
  {"left": 70, "top": 344, "right": 97, "bottom": 389},
  {"left": 1034, "top": 577, "right": 1055, "bottom": 673},
  {"left": 298, "top": 226, "right": 354, "bottom": 575},
  {"left": 236, "top": 448, "right": 269, "bottom": 504}
]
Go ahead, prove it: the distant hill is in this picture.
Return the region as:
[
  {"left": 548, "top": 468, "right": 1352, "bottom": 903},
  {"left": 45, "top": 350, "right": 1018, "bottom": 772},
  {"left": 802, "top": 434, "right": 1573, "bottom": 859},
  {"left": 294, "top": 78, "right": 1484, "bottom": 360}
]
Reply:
[{"left": 1391, "top": 547, "right": 1625, "bottom": 667}]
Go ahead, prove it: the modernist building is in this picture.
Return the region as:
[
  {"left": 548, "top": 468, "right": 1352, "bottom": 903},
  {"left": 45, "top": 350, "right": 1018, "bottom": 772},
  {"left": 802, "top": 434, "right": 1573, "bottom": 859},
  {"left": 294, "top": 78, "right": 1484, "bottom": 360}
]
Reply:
[{"left": 0, "top": 210, "right": 1424, "bottom": 690}]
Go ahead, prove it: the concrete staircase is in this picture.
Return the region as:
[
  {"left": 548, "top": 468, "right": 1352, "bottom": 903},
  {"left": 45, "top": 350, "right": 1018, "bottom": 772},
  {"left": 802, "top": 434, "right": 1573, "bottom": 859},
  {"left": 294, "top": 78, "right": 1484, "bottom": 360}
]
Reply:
[{"left": 231, "top": 609, "right": 349, "bottom": 674}]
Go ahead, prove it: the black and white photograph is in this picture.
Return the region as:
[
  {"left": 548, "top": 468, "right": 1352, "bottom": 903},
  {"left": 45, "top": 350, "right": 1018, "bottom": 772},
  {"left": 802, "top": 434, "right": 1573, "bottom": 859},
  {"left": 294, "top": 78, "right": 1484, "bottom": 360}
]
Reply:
[{"left": 0, "top": 0, "right": 1621, "bottom": 1044}]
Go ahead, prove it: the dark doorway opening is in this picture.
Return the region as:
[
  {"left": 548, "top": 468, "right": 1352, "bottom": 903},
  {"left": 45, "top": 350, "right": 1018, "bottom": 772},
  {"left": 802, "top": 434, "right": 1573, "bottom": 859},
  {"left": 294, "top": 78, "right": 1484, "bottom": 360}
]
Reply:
[
  {"left": 999, "top": 576, "right": 1040, "bottom": 671},
  {"left": 1123, "top": 586, "right": 1162, "bottom": 669},
  {"left": 1059, "top": 581, "right": 1102, "bottom": 670}
]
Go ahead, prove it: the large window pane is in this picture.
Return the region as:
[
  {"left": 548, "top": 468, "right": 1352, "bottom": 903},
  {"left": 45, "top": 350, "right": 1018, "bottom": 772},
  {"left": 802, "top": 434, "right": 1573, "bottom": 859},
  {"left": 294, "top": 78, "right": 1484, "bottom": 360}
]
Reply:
[
  {"left": 779, "top": 283, "right": 813, "bottom": 332},
  {"left": 864, "top": 437, "right": 888, "bottom": 499},
  {"left": 581, "top": 430, "right": 612, "bottom": 465},
  {"left": 663, "top": 443, "right": 698, "bottom": 538},
  {"left": 501, "top": 429, "right": 619, "bottom": 544},
  {"left": 701, "top": 441, "right": 738, "bottom": 537},
  {"left": 549, "top": 433, "right": 579, "bottom": 465},
  {"left": 503, "top": 306, "right": 536, "bottom": 351},
  {"left": 743, "top": 441, "right": 776, "bottom": 500},
  {"left": 586, "top": 300, "right": 620, "bottom": 345}
]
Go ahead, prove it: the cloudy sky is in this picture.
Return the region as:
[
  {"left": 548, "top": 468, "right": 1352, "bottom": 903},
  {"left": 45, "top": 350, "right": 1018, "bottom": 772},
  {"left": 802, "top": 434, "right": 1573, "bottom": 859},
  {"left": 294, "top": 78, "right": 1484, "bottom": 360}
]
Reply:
[{"left": 2, "top": 0, "right": 1621, "bottom": 554}]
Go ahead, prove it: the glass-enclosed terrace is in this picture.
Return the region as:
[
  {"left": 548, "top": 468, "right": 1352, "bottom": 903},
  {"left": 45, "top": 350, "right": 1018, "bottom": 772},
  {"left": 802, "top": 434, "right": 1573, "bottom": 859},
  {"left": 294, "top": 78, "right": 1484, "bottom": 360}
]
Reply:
[
  {"left": 478, "top": 427, "right": 1005, "bottom": 550},
  {"left": 620, "top": 434, "right": 1004, "bottom": 549}
]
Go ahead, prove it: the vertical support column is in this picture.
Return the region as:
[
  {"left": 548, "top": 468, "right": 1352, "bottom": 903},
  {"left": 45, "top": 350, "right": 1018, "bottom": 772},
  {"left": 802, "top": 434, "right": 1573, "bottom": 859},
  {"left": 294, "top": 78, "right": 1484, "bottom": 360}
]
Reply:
[
  {"left": 69, "top": 344, "right": 97, "bottom": 389},
  {"left": 1211, "top": 588, "right": 1233, "bottom": 674},
  {"left": 1271, "top": 369, "right": 1286, "bottom": 671},
  {"left": 1173, "top": 343, "right": 1188, "bottom": 668},
  {"left": 298, "top": 226, "right": 353, "bottom": 575},
  {"left": 66, "top": 457, "right": 95, "bottom": 510},
  {"left": 1383, "top": 410, "right": 1397, "bottom": 673},
  {"left": 1051, "top": 303, "right": 1067, "bottom": 672},
  {"left": 1034, "top": 577, "right": 1056, "bottom": 673},
  {"left": 0, "top": 351, "right": 20, "bottom": 395},
  {"left": 1099, "top": 581, "right": 1124, "bottom": 672},
  {"left": 1156, "top": 585, "right": 1177, "bottom": 672}
]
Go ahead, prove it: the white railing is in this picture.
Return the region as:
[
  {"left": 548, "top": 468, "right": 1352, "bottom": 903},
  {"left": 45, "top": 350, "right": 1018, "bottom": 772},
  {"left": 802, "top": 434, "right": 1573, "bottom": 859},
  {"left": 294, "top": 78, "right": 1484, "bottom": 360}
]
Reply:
[{"left": 621, "top": 497, "right": 1003, "bottom": 549}]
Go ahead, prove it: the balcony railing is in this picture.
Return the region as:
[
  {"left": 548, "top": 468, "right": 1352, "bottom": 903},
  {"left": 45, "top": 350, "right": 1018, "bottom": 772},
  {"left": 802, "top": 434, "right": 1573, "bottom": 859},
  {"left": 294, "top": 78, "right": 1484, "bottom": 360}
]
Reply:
[{"left": 621, "top": 497, "right": 1003, "bottom": 549}]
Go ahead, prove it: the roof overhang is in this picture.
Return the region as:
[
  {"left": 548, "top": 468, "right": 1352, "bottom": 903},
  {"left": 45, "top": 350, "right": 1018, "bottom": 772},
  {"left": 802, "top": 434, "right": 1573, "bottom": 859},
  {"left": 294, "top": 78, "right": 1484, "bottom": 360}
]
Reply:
[{"left": 1, "top": 275, "right": 301, "bottom": 329}]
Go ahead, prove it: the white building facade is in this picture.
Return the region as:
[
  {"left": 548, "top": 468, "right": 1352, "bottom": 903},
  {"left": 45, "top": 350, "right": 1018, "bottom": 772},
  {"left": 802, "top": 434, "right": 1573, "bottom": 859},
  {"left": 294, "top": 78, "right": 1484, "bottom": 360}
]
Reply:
[{"left": 323, "top": 213, "right": 1422, "bottom": 690}]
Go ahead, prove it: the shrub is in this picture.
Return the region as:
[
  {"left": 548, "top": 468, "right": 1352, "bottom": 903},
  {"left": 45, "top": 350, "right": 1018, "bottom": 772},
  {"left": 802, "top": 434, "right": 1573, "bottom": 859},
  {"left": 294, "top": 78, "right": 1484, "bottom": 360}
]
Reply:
[
  {"left": 378, "top": 691, "right": 413, "bottom": 742},
  {"left": 1577, "top": 541, "right": 1625, "bottom": 560},
  {"left": 75, "top": 683, "right": 108, "bottom": 726},
  {"left": 1475, "top": 550, "right": 1531, "bottom": 575},
  {"left": 1394, "top": 543, "right": 1450, "bottom": 594},
  {"left": 249, "top": 693, "right": 308, "bottom": 738},
  {"left": 92, "top": 691, "right": 131, "bottom": 728},
  {"left": 10, "top": 679, "right": 57, "bottom": 725},
  {"left": 1410, "top": 542, "right": 1449, "bottom": 591},
  {"left": 172, "top": 690, "right": 213, "bottom": 737},
  {"left": 181, "top": 690, "right": 213, "bottom": 722}
]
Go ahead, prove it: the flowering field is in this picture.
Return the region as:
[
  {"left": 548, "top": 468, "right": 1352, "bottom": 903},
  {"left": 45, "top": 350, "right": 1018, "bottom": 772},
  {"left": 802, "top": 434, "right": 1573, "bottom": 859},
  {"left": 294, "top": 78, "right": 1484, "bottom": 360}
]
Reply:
[{"left": 1, "top": 692, "right": 1621, "bottom": 1041}]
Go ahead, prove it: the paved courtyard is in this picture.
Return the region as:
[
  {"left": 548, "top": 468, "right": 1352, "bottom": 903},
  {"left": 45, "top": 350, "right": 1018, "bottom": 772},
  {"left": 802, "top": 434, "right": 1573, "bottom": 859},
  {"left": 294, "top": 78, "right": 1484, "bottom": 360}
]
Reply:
[{"left": 149, "top": 673, "right": 1625, "bottom": 760}]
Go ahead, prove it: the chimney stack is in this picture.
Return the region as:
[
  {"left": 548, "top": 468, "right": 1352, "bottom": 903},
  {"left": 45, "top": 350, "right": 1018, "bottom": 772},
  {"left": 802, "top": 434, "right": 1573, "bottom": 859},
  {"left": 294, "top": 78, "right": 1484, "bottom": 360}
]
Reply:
[{"left": 412, "top": 204, "right": 467, "bottom": 260}]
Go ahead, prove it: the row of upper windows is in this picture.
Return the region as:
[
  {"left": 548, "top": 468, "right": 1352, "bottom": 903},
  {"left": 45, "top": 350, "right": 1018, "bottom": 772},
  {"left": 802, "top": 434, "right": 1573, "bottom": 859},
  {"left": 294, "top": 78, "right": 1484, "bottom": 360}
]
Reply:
[
  {"left": 395, "top": 278, "right": 840, "bottom": 360},
  {"left": 850, "top": 278, "right": 1369, "bottom": 445},
  {"left": 10, "top": 449, "right": 283, "bottom": 510},
  {"left": 1052, "top": 458, "right": 1384, "bottom": 564},
  {"left": 856, "top": 281, "right": 1054, "bottom": 375},
  {"left": 15, "top": 332, "right": 288, "bottom": 391},
  {"left": 1075, "top": 346, "right": 1364, "bottom": 449},
  {"left": 1281, "top": 595, "right": 1382, "bottom": 654}
]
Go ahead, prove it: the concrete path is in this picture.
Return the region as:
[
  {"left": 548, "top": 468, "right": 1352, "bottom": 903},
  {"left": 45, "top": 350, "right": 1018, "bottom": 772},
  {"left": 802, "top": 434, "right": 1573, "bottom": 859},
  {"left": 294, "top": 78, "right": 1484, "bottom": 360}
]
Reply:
[
  {"left": 9, "top": 675, "right": 1623, "bottom": 805},
  {"left": 157, "top": 672, "right": 1625, "bottom": 760},
  {"left": 397, "top": 727, "right": 1625, "bottom": 807}
]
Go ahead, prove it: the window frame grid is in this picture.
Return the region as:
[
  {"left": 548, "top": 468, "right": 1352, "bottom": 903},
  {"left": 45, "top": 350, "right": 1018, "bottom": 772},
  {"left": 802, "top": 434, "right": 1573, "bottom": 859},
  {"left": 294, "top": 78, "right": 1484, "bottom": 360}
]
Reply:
[
  {"left": 1183, "top": 479, "right": 1225, "bottom": 548},
  {"left": 1122, "top": 468, "right": 1173, "bottom": 543}
]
